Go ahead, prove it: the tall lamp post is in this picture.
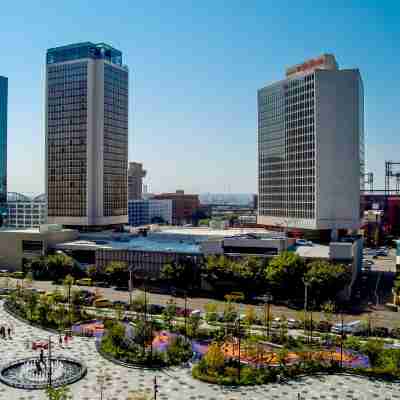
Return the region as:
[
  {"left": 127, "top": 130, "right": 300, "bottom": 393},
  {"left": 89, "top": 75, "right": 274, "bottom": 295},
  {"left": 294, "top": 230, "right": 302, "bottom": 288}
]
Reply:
[
  {"left": 261, "top": 294, "right": 272, "bottom": 338},
  {"left": 48, "top": 336, "right": 52, "bottom": 387}
]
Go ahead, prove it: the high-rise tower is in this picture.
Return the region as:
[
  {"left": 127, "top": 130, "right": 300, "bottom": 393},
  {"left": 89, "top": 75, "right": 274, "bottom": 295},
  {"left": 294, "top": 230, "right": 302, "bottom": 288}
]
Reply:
[
  {"left": 257, "top": 55, "right": 364, "bottom": 236},
  {"left": 46, "top": 42, "right": 128, "bottom": 228},
  {"left": 0, "top": 76, "right": 7, "bottom": 224},
  {"left": 128, "top": 162, "right": 146, "bottom": 200}
]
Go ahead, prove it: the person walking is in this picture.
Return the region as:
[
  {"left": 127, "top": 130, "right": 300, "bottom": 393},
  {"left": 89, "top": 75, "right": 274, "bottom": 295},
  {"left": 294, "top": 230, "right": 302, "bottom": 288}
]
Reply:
[{"left": 7, "top": 326, "right": 11, "bottom": 339}]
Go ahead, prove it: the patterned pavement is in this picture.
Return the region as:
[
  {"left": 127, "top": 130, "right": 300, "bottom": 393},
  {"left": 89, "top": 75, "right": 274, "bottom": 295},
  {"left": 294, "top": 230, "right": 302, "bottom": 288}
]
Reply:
[{"left": 0, "top": 301, "right": 399, "bottom": 399}]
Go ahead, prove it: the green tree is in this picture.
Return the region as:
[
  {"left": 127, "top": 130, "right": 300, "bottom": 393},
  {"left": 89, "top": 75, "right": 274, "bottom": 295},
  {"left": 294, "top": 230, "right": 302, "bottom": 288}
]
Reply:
[
  {"left": 204, "top": 302, "right": 218, "bottom": 322},
  {"left": 305, "top": 260, "right": 350, "bottom": 303},
  {"left": 47, "top": 253, "right": 75, "bottom": 282},
  {"left": 160, "top": 258, "right": 197, "bottom": 288},
  {"left": 204, "top": 342, "right": 225, "bottom": 371},
  {"left": 105, "top": 261, "right": 128, "bottom": 285},
  {"left": 265, "top": 252, "right": 306, "bottom": 297},
  {"left": 277, "top": 347, "right": 289, "bottom": 367},
  {"left": 244, "top": 305, "right": 257, "bottom": 326},
  {"left": 162, "top": 299, "right": 177, "bottom": 330},
  {"left": 45, "top": 386, "right": 72, "bottom": 400},
  {"left": 187, "top": 314, "right": 201, "bottom": 338},
  {"left": 361, "top": 339, "right": 384, "bottom": 367}
]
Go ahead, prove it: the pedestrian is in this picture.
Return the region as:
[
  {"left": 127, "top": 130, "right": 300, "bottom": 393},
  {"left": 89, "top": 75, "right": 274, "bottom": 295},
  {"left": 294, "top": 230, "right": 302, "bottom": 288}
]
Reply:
[
  {"left": 64, "top": 334, "right": 68, "bottom": 346},
  {"left": 59, "top": 334, "right": 63, "bottom": 347},
  {"left": 7, "top": 327, "right": 11, "bottom": 339},
  {"left": 40, "top": 349, "right": 44, "bottom": 364}
]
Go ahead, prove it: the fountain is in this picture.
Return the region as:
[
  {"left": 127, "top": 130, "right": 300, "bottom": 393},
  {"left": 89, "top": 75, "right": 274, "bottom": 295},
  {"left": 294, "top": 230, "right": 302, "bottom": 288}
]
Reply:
[{"left": 0, "top": 357, "right": 87, "bottom": 390}]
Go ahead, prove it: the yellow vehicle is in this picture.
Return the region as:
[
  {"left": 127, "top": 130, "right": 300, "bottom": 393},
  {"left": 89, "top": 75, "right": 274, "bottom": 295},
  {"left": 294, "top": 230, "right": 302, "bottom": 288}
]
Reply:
[
  {"left": 94, "top": 298, "right": 112, "bottom": 308},
  {"left": 76, "top": 278, "right": 92, "bottom": 286}
]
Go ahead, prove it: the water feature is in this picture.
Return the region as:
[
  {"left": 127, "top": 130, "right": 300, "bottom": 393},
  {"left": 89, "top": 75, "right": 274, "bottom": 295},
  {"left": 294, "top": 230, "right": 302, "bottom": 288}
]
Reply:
[{"left": 0, "top": 357, "right": 86, "bottom": 390}]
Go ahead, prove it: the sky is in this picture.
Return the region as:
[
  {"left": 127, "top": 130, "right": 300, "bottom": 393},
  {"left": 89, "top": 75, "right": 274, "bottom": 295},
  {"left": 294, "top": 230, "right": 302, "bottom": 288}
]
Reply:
[{"left": 0, "top": 1, "right": 399, "bottom": 195}]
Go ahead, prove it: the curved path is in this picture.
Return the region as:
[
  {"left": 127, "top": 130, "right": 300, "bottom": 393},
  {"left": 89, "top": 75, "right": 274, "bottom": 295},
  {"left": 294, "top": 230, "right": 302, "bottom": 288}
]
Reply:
[{"left": 0, "top": 301, "right": 399, "bottom": 399}]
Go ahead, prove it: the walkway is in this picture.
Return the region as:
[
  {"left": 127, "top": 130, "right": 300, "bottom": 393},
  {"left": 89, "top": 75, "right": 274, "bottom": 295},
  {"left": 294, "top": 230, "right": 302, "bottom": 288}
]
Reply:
[{"left": 0, "top": 301, "right": 399, "bottom": 399}]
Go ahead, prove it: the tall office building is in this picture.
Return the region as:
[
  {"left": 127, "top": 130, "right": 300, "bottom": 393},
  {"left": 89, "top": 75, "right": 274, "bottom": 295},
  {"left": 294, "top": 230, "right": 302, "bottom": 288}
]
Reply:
[
  {"left": 0, "top": 76, "right": 7, "bottom": 226},
  {"left": 46, "top": 42, "right": 129, "bottom": 228},
  {"left": 128, "top": 162, "right": 146, "bottom": 200},
  {"left": 257, "top": 55, "right": 364, "bottom": 236}
]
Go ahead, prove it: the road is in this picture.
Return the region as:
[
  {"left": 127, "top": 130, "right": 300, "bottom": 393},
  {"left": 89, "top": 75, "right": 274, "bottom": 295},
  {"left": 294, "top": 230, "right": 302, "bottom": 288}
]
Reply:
[{"left": 5, "top": 278, "right": 400, "bottom": 329}]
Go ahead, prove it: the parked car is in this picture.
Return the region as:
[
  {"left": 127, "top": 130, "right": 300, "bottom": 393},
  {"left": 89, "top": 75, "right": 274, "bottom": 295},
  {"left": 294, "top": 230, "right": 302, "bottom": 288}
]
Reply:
[
  {"left": 287, "top": 318, "right": 300, "bottom": 329},
  {"left": 94, "top": 298, "right": 113, "bottom": 308},
  {"left": 149, "top": 304, "right": 165, "bottom": 315},
  {"left": 317, "top": 320, "right": 333, "bottom": 332},
  {"left": 113, "top": 300, "right": 129, "bottom": 309},
  {"left": 94, "top": 281, "right": 111, "bottom": 288},
  {"left": 76, "top": 278, "right": 93, "bottom": 286},
  {"left": 372, "top": 326, "right": 389, "bottom": 337},
  {"left": 114, "top": 286, "right": 129, "bottom": 292},
  {"left": 331, "top": 320, "right": 365, "bottom": 334}
]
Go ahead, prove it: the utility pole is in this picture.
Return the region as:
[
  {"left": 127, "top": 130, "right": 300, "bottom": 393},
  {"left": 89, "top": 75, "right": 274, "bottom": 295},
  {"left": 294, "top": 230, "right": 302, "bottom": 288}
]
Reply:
[
  {"left": 129, "top": 266, "right": 133, "bottom": 307},
  {"left": 340, "top": 311, "right": 344, "bottom": 368},
  {"left": 153, "top": 376, "right": 158, "bottom": 400},
  {"left": 303, "top": 280, "right": 309, "bottom": 342},
  {"left": 48, "top": 336, "right": 52, "bottom": 387},
  {"left": 184, "top": 293, "right": 188, "bottom": 339}
]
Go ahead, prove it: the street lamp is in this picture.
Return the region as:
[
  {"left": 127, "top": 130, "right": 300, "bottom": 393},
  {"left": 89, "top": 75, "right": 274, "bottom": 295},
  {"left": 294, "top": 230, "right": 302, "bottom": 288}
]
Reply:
[{"left": 261, "top": 293, "right": 272, "bottom": 338}]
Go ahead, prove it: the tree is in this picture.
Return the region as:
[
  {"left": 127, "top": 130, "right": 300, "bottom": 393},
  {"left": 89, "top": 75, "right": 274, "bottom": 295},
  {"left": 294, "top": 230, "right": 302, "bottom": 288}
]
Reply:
[
  {"left": 162, "top": 299, "right": 177, "bottom": 330},
  {"left": 114, "top": 303, "right": 125, "bottom": 321},
  {"left": 361, "top": 339, "right": 384, "bottom": 367},
  {"left": 222, "top": 301, "right": 237, "bottom": 323},
  {"left": 63, "top": 275, "right": 74, "bottom": 300},
  {"left": 244, "top": 305, "right": 257, "bottom": 326},
  {"left": 265, "top": 252, "right": 306, "bottom": 298},
  {"left": 47, "top": 254, "right": 75, "bottom": 282},
  {"left": 105, "top": 261, "right": 128, "bottom": 285},
  {"left": 277, "top": 347, "right": 289, "bottom": 367},
  {"left": 45, "top": 386, "right": 72, "bottom": 400},
  {"left": 160, "top": 258, "right": 197, "bottom": 288},
  {"left": 187, "top": 314, "right": 201, "bottom": 338},
  {"left": 24, "top": 271, "right": 33, "bottom": 288},
  {"left": 204, "top": 342, "right": 225, "bottom": 371},
  {"left": 305, "top": 261, "right": 350, "bottom": 304},
  {"left": 204, "top": 302, "right": 218, "bottom": 322}
]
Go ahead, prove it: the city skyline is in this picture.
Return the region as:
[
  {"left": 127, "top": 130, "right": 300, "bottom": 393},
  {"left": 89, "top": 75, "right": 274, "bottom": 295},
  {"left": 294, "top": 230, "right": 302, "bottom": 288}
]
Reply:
[{"left": 1, "top": 1, "right": 399, "bottom": 194}]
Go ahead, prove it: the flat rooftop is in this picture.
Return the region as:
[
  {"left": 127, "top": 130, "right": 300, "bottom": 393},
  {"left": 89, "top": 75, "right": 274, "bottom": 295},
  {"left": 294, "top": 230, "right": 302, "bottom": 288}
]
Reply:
[
  {"left": 295, "top": 244, "right": 330, "bottom": 259},
  {"left": 154, "top": 226, "right": 282, "bottom": 238},
  {"left": 56, "top": 235, "right": 201, "bottom": 254}
]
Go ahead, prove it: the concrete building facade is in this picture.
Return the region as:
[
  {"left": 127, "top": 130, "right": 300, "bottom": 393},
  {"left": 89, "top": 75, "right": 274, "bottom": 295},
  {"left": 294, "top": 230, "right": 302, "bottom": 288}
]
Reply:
[
  {"left": 128, "top": 199, "right": 173, "bottom": 226},
  {"left": 0, "top": 226, "right": 78, "bottom": 271},
  {"left": 128, "top": 162, "right": 146, "bottom": 200},
  {"left": 6, "top": 193, "right": 47, "bottom": 229},
  {"left": 46, "top": 42, "right": 128, "bottom": 229},
  {"left": 258, "top": 54, "right": 364, "bottom": 235},
  {"left": 154, "top": 190, "right": 200, "bottom": 225}
]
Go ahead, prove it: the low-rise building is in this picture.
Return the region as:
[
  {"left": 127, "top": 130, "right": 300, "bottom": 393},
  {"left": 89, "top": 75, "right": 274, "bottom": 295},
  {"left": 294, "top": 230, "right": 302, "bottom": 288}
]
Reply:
[
  {"left": 153, "top": 190, "right": 200, "bottom": 225},
  {"left": 0, "top": 225, "right": 78, "bottom": 270}
]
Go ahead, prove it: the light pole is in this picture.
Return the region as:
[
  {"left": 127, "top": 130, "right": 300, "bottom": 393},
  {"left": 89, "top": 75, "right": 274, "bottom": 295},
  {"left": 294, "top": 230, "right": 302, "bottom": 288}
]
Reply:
[
  {"left": 153, "top": 376, "right": 158, "bottom": 400},
  {"left": 48, "top": 336, "right": 52, "bottom": 387},
  {"left": 261, "top": 294, "right": 272, "bottom": 338},
  {"left": 303, "top": 280, "right": 309, "bottom": 341},
  {"left": 184, "top": 292, "right": 188, "bottom": 339},
  {"left": 340, "top": 311, "right": 344, "bottom": 368}
]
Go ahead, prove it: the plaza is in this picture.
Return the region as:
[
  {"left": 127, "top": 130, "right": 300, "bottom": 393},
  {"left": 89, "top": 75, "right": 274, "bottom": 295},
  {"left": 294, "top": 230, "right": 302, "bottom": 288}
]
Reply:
[{"left": 0, "top": 302, "right": 398, "bottom": 399}]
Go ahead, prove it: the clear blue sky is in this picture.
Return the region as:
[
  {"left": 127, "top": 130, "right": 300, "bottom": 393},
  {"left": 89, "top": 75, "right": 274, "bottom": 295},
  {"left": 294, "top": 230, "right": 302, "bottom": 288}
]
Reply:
[{"left": 1, "top": 1, "right": 398, "bottom": 195}]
